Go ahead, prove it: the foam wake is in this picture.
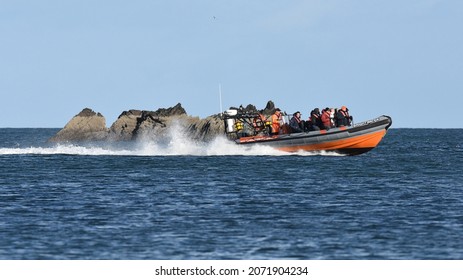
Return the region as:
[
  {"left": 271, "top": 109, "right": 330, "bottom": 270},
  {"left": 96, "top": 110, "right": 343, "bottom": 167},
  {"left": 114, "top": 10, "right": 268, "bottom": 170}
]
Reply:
[
  {"left": 0, "top": 126, "right": 342, "bottom": 156},
  {"left": 0, "top": 137, "right": 288, "bottom": 156}
]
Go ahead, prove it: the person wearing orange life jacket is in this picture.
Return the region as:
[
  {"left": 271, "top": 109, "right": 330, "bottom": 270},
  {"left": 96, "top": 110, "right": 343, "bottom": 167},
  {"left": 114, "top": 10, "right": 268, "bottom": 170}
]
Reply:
[
  {"left": 270, "top": 108, "right": 283, "bottom": 135},
  {"left": 335, "top": 105, "right": 353, "bottom": 127},
  {"left": 321, "top": 108, "right": 333, "bottom": 130}
]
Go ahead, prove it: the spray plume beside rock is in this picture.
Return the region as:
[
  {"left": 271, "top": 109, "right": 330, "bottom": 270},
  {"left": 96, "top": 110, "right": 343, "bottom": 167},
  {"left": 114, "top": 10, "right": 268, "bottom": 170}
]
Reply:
[{"left": 48, "top": 101, "right": 278, "bottom": 143}]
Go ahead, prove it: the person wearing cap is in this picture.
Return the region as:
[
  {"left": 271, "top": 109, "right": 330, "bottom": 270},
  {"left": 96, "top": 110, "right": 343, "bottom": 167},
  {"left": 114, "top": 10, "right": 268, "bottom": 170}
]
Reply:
[
  {"left": 335, "top": 105, "right": 352, "bottom": 127},
  {"left": 270, "top": 108, "right": 283, "bottom": 135},
  {"left": 289, "top": 111, "right": 304, "bottom": 133}
]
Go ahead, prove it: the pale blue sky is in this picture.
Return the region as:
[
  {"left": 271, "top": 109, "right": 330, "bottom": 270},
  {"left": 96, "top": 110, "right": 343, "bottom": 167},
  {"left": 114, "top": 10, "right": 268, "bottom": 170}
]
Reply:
[{"left": 1, "top": 0, "right": 462, "bottom": 128}]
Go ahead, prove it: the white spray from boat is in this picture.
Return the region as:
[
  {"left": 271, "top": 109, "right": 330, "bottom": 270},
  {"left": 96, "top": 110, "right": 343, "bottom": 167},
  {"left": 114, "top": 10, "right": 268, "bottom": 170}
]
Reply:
[{"left": 0, "top": 124, "right": 343, "bottom": 156}]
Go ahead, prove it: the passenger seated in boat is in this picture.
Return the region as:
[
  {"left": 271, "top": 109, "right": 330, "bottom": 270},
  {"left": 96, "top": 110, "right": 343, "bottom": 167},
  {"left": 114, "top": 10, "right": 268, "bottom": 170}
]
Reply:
[
  {"left": 335, "top": 106, "right": 353, "bottom": 127},
  {"left": 321, "top": 108, "right": 334, "bottom": 130},
  {"left": 270, "top": 108, "right": 283, "bottom": 135},
  {"left": 289, "top": 111, "right": 304, "bottom": 133},
  {"left": 307, "top": 108, "right": 322, "bottom": 131},
  {"left": 330, "top": 108, "right": 336, "bottom": 127}
]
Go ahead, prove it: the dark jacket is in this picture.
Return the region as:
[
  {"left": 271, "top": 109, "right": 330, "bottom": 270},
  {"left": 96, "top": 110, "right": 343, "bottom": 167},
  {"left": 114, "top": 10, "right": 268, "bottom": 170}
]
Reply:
[
  {"left": 289, "top": 115, "right": 303, "bottom": 133},
  {"left": 309, "top": 110, "right": 323, "bottom": 129},
  {"left": 336, "top": 109, "right": 351, "bottom": 126}
]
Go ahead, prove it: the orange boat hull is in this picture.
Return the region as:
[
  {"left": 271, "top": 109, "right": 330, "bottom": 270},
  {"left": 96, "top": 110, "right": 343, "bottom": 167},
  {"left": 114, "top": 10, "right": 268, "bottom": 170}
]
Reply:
[
  {"left": 277, "top": 129, "right": 387, "bottom": 154},
  {"left": 236, "top": 115, "right": 392, "bottom": 156}
]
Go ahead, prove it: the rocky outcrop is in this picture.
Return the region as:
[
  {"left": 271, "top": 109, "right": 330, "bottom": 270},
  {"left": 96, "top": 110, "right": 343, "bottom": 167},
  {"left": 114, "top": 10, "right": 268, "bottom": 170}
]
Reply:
[
  {"left": 132, "top": 113, "right": 224, "bottom": 142},
  {"left": 261, "top": 100, "right": 278, "bottom": 115},
  {"left": 49, "top": 101, "right": 275, "bottom": 143},
  {"left": 150, "top": 102, "right": 187, "bottom": 117},
  {"left": 109, "top": 110, "right": 142, "bottom": 141},
  {"left": 229, "top": 100, "right": 278, "bottom": 116},
  {"left": 108, "top": 103, "right": 192, "bottom": 141},
  {"left": 131, "top": 111, "right": 172, "bottom": 140},
  {"left": 49, "top": 108, "right": 109, "bottom": 142},
  {"left": 185, "top": 114, "right": 224, "bottom": 142}
]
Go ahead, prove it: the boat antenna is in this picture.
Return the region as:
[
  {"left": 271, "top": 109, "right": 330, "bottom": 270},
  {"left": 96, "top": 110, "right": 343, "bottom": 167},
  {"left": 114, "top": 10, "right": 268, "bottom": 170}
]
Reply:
[{"left": 219, "top": 83, "right": 223, "bottom": 116}]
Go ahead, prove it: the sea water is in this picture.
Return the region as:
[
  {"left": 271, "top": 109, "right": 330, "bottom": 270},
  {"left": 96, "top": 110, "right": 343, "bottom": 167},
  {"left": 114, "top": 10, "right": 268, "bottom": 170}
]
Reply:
[{"left": 0, "top": 128, "right": 462, "bottom": 259}]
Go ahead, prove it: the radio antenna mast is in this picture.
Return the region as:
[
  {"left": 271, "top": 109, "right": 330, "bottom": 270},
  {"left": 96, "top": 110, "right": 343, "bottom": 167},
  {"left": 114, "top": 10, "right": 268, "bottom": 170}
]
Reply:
[{"left": 219, "top": 83, "right": 223, "bottom": 115}]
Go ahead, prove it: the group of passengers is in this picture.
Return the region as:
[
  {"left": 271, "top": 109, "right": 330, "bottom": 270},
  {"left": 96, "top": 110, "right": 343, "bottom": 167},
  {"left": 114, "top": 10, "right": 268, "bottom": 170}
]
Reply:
[{"left": 270, "top": 106, "right": 353, "bottom": 135}]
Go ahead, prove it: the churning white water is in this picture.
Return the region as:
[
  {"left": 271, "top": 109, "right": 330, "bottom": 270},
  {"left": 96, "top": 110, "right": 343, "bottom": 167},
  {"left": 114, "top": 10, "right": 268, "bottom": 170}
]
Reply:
[{"left": 0, "top": 126, "right": 341, "bottom": 156}]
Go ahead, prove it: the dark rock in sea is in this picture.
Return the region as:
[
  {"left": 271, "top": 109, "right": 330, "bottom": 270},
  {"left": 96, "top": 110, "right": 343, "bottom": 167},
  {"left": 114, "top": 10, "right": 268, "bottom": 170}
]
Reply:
[
  {"left": 229, "top": 100, "right": 277, "bottom": 116},
  {"left": 48, "top": 108, "right": 109, "bottom": 142},
  {"left": 261, "top": 100, "right": 277, "bottom": 115},
  {"left": 151, "top": 102, "right": 187, "bottom": 117},
  {"left": 49, "top": 101, "right": 277, "bottom": 143},
  {"left": 109, "top": 110, "right": 143, "bottom": 141},
  {"left": 185, "top": 114, "right": 224, "bottom": 142}
]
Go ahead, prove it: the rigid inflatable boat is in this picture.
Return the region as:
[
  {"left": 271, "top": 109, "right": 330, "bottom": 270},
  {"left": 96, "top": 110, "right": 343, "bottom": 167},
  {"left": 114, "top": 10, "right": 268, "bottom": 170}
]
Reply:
[{"left": 222, "top": 110, "right": 392, "bottom": 156}]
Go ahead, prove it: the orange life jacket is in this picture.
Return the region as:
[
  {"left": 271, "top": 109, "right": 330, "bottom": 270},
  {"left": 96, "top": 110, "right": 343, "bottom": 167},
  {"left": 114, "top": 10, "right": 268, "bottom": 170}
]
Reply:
[
  {"left": 321, "top": 111, "right": 331, "bottom": 128},
  {"left": 271, "top": 112, "right": 281, "bottom": 134}
]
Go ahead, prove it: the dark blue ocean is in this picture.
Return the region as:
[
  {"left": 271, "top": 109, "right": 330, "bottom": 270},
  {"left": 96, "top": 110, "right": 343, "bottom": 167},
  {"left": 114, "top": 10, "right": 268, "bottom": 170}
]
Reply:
[{"left": 1, "top": 128, "right": 462, "bottom": 260}]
